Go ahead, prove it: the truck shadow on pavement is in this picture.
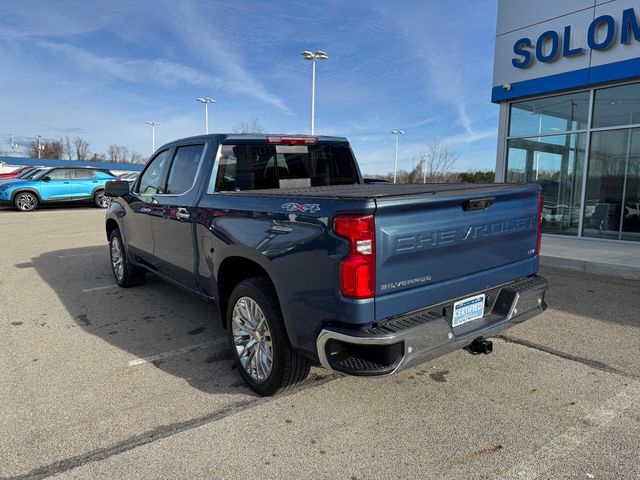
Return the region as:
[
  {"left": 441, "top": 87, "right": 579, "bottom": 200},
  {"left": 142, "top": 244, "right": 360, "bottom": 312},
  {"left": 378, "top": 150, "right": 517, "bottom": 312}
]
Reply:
[{"left": 19, "top": 245, "right": 254, "bottom": 396}]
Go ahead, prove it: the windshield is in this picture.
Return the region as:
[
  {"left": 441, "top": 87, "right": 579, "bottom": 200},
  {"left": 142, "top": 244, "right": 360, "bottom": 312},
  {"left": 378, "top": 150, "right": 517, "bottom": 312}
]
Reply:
[
  {"left": 15, "top": 168, "right": 37, "bottom": 178},
  {"left": 26, "top": 168, "right": 47, "bottom": 179},
  {"left": 214, "top": 143, "right": 359, "bottom": 192}
]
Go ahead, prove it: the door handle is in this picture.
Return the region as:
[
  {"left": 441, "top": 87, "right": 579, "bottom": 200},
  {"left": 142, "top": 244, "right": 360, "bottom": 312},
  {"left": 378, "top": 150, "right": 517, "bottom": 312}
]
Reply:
[
  {"left": 140, "top": 207, "right": 151, "bottom": 214},
  {"left": 176, "top": 208, "right": 190, "bottom": 221}
]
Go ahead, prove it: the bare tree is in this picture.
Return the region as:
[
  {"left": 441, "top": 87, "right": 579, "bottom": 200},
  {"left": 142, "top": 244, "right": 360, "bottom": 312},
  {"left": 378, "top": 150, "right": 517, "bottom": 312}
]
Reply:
[
  {"left": 91, "top": 153, "right": 106, "bottom": 162},
  {"left": 28, "top": 139, "right": 64, "bottom": 159},
  {"left": 62, "top": 137, "right": 73, "bottom": 160},
  {"left": 27, "top": 140, "right": 41, "bottom": 159},
  {"left": 231, "top": 118, "right": 265, "bottom": 134},
  {"left": 72, "top": 137, "right": 90, "bottom": 160},
  {"left": 130, "top": 151, "right": 145, "bottom": 164},
  {"left": 108, "top": 144, "right": 130, "bottom": 163},
  {"left": 420, "top": 140, "right": 458, "bottom": 183}
]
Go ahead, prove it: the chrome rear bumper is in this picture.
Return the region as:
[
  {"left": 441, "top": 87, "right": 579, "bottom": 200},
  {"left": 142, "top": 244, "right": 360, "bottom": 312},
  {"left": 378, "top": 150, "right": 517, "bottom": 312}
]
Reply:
[{"left": 316, "top": 275, "right": 548, "bottom": 376}]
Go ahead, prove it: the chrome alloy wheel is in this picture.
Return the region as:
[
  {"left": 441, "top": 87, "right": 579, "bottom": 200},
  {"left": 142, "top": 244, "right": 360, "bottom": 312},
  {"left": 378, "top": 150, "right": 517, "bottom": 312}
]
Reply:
[
  {"left": 96, "top": 192, "right": 108, "bottom": 208},
  {"left": 16, "top": 193, "right": 37, "bottom": 211},
  {"left": 232, "top": 297, "right": 273, "bottom": 383},
  {"left": 110, "top": 236, "right": 124, "bottom": 281}
]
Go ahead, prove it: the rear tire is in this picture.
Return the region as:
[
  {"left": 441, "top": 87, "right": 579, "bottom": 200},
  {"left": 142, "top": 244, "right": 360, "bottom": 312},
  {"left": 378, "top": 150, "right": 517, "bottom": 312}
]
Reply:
[
  {"left": 94, "top": 189, "right": 108, "bottom": 208},
  {"left": 14, "top": 192, "right": 38, "bottom": 211},
  {"left": 109, "top": 228, "right": 145, "bottom": 287},
  {"left": 227, "top": 277, "right": 310, "bottom": 396}
]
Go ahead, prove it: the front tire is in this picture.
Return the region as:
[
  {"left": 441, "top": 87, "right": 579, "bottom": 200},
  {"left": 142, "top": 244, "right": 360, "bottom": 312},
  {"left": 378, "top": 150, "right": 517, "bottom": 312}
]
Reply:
[
  {"left": 14, "top": 192, "right": 38, "bottom": 211},
  {"left": 227, "top": 277, "right": 310, "bottom": 396},
  {"left": 94, "top": 189, "right": 108, "bottom": 208},
  {"left": 109, "top": 228, "right": 145, "bottom": 287}
]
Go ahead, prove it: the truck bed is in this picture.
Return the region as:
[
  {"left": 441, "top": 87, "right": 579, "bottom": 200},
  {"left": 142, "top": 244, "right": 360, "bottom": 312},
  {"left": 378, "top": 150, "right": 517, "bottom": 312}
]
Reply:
[{"left": 218, "top": 183, "right": 532, "bottom": 200}]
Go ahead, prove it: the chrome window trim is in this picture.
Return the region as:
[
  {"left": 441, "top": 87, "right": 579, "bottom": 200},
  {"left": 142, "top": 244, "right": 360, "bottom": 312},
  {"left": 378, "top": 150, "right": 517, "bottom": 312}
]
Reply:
[
  {"left": 207, "top": 143, "right": 224, "bottom": 194},
  {"left": 136, "top": 143, "right": 208, "bottom": 198}
]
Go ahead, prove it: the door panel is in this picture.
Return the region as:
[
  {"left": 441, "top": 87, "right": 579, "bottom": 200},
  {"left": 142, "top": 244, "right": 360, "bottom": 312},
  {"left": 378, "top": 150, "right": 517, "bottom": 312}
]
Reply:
[
  {"left": 125, "top": 150, "right": 171, "bottom": 266},
  {"left": 71, "top": 169, "right": 100, "bottom": 199},
  {"left": 151, "top": 144, "right": 204, "bottom": 289},
  {"left": 40, "top": 169, "right": 72, "bottom": 201}
]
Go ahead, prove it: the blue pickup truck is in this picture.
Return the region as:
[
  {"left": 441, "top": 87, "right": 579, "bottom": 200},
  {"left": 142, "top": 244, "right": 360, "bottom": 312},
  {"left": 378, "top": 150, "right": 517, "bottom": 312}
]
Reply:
[{"left": 104, "top": 134, "right": 548, "bottom": 395}]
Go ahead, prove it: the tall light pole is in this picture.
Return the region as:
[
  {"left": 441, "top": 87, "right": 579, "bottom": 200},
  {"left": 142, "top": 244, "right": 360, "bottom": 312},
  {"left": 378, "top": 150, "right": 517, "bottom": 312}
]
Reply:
[
  {"left": 9, "top": 133, "right": 18, "bottom": 152},
  {"left": 196, "top": 97, "right": 216, "bottom": 134},
  {"left": 145, "top": 121, "right": 159, "bottom": 154},
  {"left": 36, "top": 135, "right": 43, "bottom": 159},
  {"left": 421, "top": 153, "right": 428, "bottom": 184},
  {"left": 300, "top": 50, "right": 328, "bottom": 135},
  {"left": 391, "top": 130, "right": 404, "bottom": 183}
]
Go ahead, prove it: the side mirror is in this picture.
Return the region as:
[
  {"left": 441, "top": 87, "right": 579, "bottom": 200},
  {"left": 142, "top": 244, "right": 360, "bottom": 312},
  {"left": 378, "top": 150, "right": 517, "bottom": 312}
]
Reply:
[
  {"left": 105, "top": 180, "right": 130, "bottom": 198},
  {"left": 42, "top": 176, "right": 51, "bottom": 182}
]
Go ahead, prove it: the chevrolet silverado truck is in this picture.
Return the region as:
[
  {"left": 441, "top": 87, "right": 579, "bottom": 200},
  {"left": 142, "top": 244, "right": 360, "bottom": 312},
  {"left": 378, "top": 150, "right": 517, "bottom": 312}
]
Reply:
[{"left": 104, "top": 134, "right": 548, "bottom": 396}]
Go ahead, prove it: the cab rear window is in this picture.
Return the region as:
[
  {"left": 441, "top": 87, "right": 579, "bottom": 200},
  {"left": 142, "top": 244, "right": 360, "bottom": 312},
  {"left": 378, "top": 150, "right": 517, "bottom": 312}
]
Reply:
[{"left": 213, "top": 144, "right": 358, "bottom": 192}]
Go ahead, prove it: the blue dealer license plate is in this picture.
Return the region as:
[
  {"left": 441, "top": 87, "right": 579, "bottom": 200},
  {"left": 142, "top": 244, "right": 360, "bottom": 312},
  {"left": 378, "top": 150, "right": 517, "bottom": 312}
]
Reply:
[{"left": 452, "top": 294, "right": 486, "bottom": 327}]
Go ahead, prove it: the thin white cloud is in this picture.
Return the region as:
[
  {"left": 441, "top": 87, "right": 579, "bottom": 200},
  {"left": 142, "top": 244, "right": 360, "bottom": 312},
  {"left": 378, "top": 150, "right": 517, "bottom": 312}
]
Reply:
[
  {"left": 442, "top": 128, "right": 498, "bottom": 147},
  {"left": 155, "top": 1, "right": 292, "bottom": 114},
  {"left": 376, "top": 2, "right": 496, "bottom": 138},
  {"left": 40, "top": 41, "right": 214, "bottom": 87}
]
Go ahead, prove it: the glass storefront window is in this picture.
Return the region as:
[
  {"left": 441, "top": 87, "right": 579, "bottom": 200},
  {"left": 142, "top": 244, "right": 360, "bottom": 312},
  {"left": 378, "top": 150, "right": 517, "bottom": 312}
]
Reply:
[
  {"left": 509, "top": 92, "right": 590, "bottom": 137},
  {"left": 583, "top": 128, "right": 640, "bottom": 241},
  {"left": 592, "top": 83, "right": 640, "bottom": 129},
  {"left": 506, "top": 133, "right": 586, "bottom": 236}
]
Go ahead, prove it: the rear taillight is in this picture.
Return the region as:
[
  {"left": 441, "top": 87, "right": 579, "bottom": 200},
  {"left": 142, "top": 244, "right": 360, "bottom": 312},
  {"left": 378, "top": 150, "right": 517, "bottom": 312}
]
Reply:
[
  {"left": 333, "top": 215, "right": 375, "bottom": 299},
  {"left": 535, "top": 192, "right": 543, "bottom": 256}
]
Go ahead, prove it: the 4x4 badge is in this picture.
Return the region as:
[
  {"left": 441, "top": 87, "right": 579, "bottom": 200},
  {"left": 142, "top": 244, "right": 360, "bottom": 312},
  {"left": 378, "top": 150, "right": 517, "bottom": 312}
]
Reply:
[{"left": 281, "top": 202, "right": 320, "bottom": 213}]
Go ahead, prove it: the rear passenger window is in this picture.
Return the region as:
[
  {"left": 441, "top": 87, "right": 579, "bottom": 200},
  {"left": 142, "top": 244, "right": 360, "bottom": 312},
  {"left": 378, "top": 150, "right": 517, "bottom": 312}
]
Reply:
[
  {"left": 138, "top": 150, "right": 170, "bottom": 195},
  {"left": 212, "top": 143, "right": 358, "bottom": 192},
  {"left": 73, "top": 169, "right": 96, "bottom": 179},
  {"left": 166, "top": 145, "right": 204, "bottom": 194}
]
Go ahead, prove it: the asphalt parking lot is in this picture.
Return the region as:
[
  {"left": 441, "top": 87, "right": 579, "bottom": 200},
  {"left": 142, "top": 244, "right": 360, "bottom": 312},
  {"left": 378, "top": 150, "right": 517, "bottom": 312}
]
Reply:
[{"left": 1, "top": 208, "right": 639, "bottom": 480}]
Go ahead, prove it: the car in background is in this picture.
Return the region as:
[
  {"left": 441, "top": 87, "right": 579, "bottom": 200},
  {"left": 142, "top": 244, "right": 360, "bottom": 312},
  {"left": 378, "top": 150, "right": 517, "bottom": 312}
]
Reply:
[
  {"left": 0, "top": 167, "right": 46, "bottom": 184},
  {"left": 0, "top": 166, "right": 31, "bottom": 179},
  {"left": 118, "top": 172, "right": 139, "bottom": 182},
  {"left": 0, "top": 167, "right": 116, "bottom": 211}
]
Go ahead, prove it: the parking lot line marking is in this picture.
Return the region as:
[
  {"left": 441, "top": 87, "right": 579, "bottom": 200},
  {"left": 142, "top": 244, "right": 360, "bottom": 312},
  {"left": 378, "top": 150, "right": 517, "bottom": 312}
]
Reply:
[
  {"left": 507, "top": 381, "right": 640, "bottom": 479},
  {"left": 128, "top": 338, "right": 227, "bottom": 367},
  {"left": 82, "top": 285, "right": 118, "bottom": 293}
]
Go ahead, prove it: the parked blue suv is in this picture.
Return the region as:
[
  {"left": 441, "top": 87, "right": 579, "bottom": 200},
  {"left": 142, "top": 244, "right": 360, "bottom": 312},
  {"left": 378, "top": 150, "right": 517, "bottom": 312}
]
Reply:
[{"left": 0, "top": 167, "right": 116, "bottom": 211}]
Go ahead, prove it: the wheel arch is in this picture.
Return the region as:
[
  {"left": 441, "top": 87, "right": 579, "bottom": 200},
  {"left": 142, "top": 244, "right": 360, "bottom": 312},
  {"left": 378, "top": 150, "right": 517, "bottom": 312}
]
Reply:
[
  {"left": 216, "top": 256, "right": 281, "bottom": 330},
  {"left": 106, "top": 217, "right": 120, "bottom": 242},
  {"left": 11, "top": 188, "right": 41, "bottom": 205}
]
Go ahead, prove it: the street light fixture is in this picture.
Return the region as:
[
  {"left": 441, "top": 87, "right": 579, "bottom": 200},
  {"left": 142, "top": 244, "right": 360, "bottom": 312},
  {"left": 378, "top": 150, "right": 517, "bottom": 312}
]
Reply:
[
  {"left": 391, "top": 130, "right": 404, "bottom": 183},
  {"left": 300, "top": 50, "right": 328, "bottom": 135},
  {"left": 36, "top": 135, "right": 44, "bottom": 159},
  {"left": 145, "top": 121, "right": 160, "bottom": 154},
  {"left": 9, "top": 133, "right": 18, "bottom": 152},
  {"left": 196, "top": 97, "right": 216, "bottom": 134}
]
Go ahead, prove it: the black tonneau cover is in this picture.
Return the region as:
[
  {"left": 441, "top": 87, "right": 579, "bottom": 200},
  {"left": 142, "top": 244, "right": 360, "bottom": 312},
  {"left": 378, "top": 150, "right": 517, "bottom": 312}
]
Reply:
[{"left": 218, "top": 183, "right": 537, "bottom": 200}]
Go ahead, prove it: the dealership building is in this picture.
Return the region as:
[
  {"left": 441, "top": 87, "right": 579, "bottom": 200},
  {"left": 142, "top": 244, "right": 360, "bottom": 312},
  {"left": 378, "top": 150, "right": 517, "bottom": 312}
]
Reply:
[{"left": 493, "top": 0, "right": 640, "bottom": 243}]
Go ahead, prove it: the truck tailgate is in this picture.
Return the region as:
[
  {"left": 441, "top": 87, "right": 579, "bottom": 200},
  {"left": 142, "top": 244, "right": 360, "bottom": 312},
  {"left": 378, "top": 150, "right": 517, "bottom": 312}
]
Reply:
[{"left": 374, "top": 185, "right": 540, "bottom": 321}]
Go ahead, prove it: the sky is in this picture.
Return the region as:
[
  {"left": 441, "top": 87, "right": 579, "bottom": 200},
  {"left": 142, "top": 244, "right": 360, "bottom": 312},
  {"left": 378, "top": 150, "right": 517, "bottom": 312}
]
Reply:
[{"left": 0, "top": 0, "right": 500, "bottom": 175}]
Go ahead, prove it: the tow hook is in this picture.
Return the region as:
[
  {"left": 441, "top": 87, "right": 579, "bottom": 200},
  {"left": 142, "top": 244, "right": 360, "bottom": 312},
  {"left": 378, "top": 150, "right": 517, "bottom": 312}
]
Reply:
[{"left": 465, "top": 337, "right": 493, "bottom": 355}]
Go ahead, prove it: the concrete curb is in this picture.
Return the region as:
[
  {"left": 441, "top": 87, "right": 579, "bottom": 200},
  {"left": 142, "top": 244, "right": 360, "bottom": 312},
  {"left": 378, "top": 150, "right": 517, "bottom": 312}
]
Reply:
[{"left": 541, "top": 255, "right": 640, "bottom": 281}]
